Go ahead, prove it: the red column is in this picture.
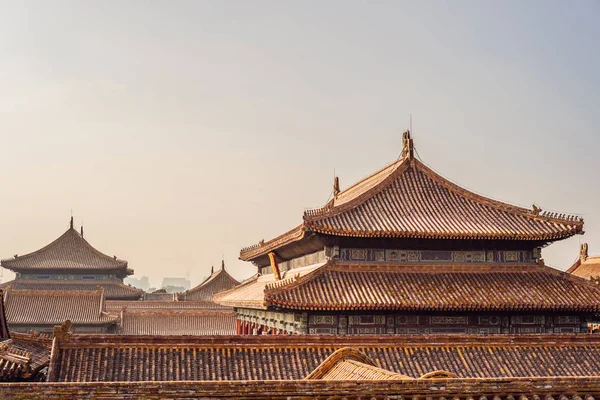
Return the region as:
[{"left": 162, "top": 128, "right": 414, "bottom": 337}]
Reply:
[{"left": 235, "top": 319, "right": 241, "bottom": 335}]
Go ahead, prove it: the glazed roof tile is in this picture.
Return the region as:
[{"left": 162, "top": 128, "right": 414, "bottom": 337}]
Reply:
[
  {"left": 0, "top": 280, "right": 143, "bottom": 300},
  {"left": 1, "top": 225, "right": 129, "bottom": 273},
  {"left": 48, "top": 334, "right": 600, "bottom": 382},
  {"left": 3, "top": 288, "right": 118, "bottom": 326},
  {"left": 181, "top": 265, "right": 239, "bottom": 302},
  {"left": 119, "top": 309, "right": 235, "bottom": 335},
  {"left": 241, "top": 140, "right": 583, "bottom": 261},
  {"left": 264, "top": 261, "right": 600, "bottom": 312}
]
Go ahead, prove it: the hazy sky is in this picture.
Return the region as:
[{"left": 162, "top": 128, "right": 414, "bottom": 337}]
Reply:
[{"left": 1, "top": 1, "right": 598, "bottom": 287}]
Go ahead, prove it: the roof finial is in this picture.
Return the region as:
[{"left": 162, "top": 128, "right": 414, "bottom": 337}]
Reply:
[
  {"left": 80, "top": 224, "right": 84, "bottom": 238},
  {"left": 333, "top": 176, "right": 340, "bottom": 198},
  {"left": 581, "top": 243, "right": 589, "bottom": 262},
  {"left": 402, "top": 130, "right": 414, "bottom": 160},
  {"left": 211, "top": 264, "right": 214, "bottom": 274},
  {"left": 70, "top": 215, "right": 74, "bottom": 229},
  {"left": 221, "top": 259, "right": 225, "bottom": 270}
]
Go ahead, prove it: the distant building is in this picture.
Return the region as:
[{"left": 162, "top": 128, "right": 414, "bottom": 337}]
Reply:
[
  {"left": 180, "top": 260, "right": 239, "bottom": 302},
  {"left": 124, "top": 276, "right": 151, "bottom": 291},
  {"left": 161, "top": 277, "right": 190, "bottom": 291},
  {"left": 0, "top": 218, "right": 143, "bottom": 300}
]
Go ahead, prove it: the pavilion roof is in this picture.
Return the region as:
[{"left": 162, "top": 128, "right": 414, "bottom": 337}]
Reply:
[
  {"left": 567, "top": 243, "right": 600, "bottom": 281},
  {"left": 3, "top": 288, "right": 118, "bottom": 326},
  {"left": 262, "top": 261, "right": 600, "bottom": 312},
  {"left": 240, "top": 132, "right": 583, "bottom": 261},
  {"left": 47, "top": 333, "right": 600, "bottom": 382},
  {"left": 180, "top": 262, "right": 239, "bottom": 302},
  {"left": 0, "top": 219, "right": 130, "bottom": 275},
  {"left": 0, "top": 279, "right": 143, "bottom": 300}
]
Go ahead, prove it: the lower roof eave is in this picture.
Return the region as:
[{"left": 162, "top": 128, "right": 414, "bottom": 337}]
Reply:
[{"left": 266, "top": 301, "right": 599, "bottom": 313}]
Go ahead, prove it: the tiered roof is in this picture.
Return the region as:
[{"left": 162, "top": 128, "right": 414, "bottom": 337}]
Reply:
[
  {"left": 1, "top": 218, "right": 132, "bottom": 278},
  {"left": 0, "top": 280, "right": 143, "bottom": 300},
  {"left": 180, "top": 261, "right": 239, "bottom": 302},
  {"left": 263, "top": 262, "right": 600, "bottom": 312},
  {"left": 47, "top": 334, "right": 600, "bottom": 382},
  {"left": 568, "top": 243, "right": 600, "bottom": 281},
  {"left": 240, "top": 132, "right": 583, "bottom": 263},
  {"left": 3, "top": 287, "right": 118, "bottom": 328}
]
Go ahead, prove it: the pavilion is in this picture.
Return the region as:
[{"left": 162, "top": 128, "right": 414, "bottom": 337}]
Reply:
[{"left": 216, "top": 131, "right": 599, "bottom": 335}]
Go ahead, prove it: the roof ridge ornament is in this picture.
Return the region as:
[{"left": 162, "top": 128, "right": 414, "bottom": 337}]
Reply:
[
  {"left": 69, "top": 216, "right": 74, "bottom": 230},
  {"left": 333, "top": 176, "right": 340, "bottom": 198},
  {"left": 402, "top": 130, "right": 414, "bottom": 160},
  {"left": 53, "top": 320, "right": 73, "bottom": 342},
  {"left": 581, "top": 243, "right": 589, "bottom": 262}
]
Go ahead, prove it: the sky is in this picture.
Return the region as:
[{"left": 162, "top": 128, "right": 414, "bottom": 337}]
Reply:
[{"left": 0, "top": 1, "right": 599, "bottom": 288}]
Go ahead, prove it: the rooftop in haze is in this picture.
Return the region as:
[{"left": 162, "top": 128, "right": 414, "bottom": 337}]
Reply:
[{"left": 1, "top": 217, "right": 132, "bottom": 278}]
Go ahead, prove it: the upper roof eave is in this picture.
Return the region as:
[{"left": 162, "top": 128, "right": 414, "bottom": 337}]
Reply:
[{"left": 238, "top": 142, "right": 584, "bottom": 263}]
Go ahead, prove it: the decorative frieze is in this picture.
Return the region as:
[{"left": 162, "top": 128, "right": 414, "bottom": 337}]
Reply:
[
  {"left": 17, "top": 274, "right": 118, "bottom": 281},
  {"left": 297, "top": 312, "right": 585, "bottom": 336},
  {"left": 338, "top": 248, "right": 535, "bottom": 264}
]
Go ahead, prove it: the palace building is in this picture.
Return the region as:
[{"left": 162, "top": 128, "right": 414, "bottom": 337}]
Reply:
[
  {"left": 216, "top": 131, "right": 599, "bottom": 335},
  {"left": 0, "top": 218, "right": 143, "bottom": 300}
]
